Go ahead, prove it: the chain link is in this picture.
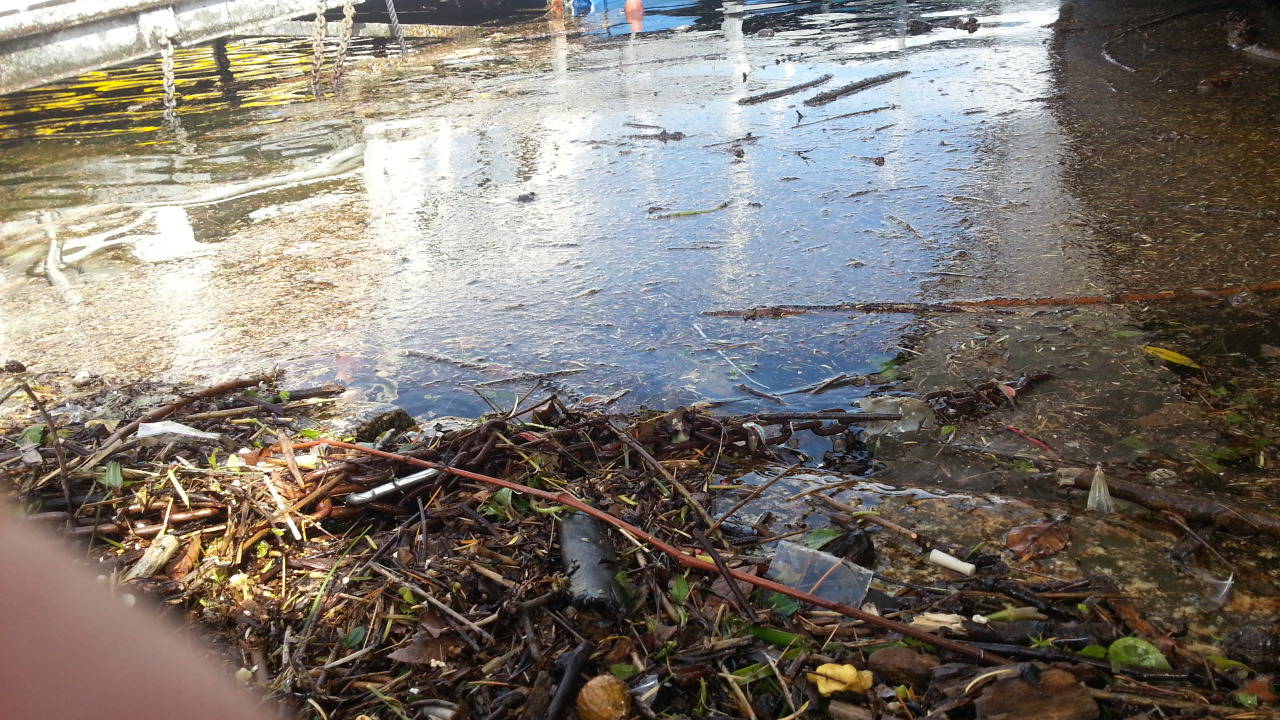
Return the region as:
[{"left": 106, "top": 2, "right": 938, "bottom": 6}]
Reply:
[
  {"left": 310, "top": 0, "right": 328, "bottom": 96},
  {"left": 331, "top": 0, "right": 356, "bottom": 90},
  {"left": 159, "top": 36, "right": 178, "bottom": 124}
]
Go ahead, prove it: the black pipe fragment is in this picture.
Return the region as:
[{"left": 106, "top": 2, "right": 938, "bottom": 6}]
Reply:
[{"left": 559, "top": 511, "right": 626, "bottom": 614}]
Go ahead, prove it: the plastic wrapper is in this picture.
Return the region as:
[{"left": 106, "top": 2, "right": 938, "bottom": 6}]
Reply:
[{"left": 767, "top": 540, "right": 873, "bottom": 606}]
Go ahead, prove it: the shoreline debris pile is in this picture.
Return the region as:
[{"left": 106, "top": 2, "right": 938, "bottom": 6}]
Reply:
[{"left": 3, "top": 366, "right": 1279, "bottom": 720}]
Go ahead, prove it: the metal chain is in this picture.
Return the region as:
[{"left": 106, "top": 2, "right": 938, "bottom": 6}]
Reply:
[
  {"left": 331, "top": 0, "right": 356, "bottom": 90},
  {"left": 160, "top": 36, "right": 177, "bottom": 123},
  {"left": 385, "top": 0, "right": 407, "bottom": 54},
  {"left": 310, "top": 0, "right": 327, "bottom": 96}
]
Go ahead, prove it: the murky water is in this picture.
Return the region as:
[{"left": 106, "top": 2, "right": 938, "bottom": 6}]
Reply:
[
  {"left": 4, "top": 0, "right": 1279, "bottom": 624},
  {"left": 0, "top": 0, "right": 1059, "bottom": 420},
  {"left": 1, "top": 0, "right": 1276, "bottom": 435}
]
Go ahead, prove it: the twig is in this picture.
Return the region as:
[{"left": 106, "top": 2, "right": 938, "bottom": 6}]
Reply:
[
  {"left": 292, "top": 439, "right": 1011, "bottom": 666},
  {"left": 742, "top": 412, "right": 901, "bottom": 423},
  {"left": 67, "top": 375, "right": 268, "bottom": 477},
  {"left": 736, "top": 384, "right": 784, "bottom": 405},
  {"left": 370, "top": 564, "right": 495, "bottom": 645},
  {"left": 691, "top": 527, "right": 759, "bottom": 623},
  {"left": 694, "top": 324, "right": 770, "bottom": 389},
  {"left": 1086, "top": 687, "right": 1278, "bottom": 716},
  {"left": 792, "top": 104, "right": 895, "bottom": 128},
  {"left": 17, "top": 379, "right": 73, "bottom": 509},
  {"left": 738, "top": 74, "right": 833, "bottom": 105},
  {"left": 275, "top": 430, "right": 308, "bottom": 488},
  {"left": 608, "top": 420, "right": 717, "bottom": 531},
  {"left": 471, "top": 368, "right": 585, "bottom": 388},
  {"left": 702, "top": 134, "right": 759, "bottom": 149},
  {"left": 1101, "top": 3, "right": 1229, "bottom": 72},
  {"left": 803, "top": 71, "right": 909, "bottom": 107},
  {"left": 650, "top": 200, "right": 732, "bottom": 219},
  {"left": 546, "top": 641, "right": 592, "bottom": 720}
]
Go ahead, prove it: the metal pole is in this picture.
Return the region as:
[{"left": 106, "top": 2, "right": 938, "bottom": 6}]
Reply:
[{"left": 384, "top": 0, "right": 407, "bottom": 54}]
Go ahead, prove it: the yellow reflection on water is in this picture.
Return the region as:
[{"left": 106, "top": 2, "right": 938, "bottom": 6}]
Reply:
[{"left": 0, "top": 37, "right": 382, "bottom": 143}]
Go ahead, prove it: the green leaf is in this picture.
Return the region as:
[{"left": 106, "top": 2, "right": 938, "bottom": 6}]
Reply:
[
  {"left": 1108, "top": 637, "right": 1172, "bottom": 671},
  {"left": 759, "top": 590, "right": 800, "bottom": 617},
  {"left": 877, "top": 359, "right": 901, "bottom": 382},
  {"left": 670, "top": 574, "right": 692, "bottom": 605},
  {"left": 19, "top": 424, "right": 45, "bottom": 445},
  {"left": 481, "top": 486, "right": 517, "bottom": 515},
  {"left": 900, "top": 637, "right": 937, "bottom": 651},
  {"left": 278, "top": 390, "right": 292, "bottom": 402},
  {"left": 1236, "top": 692, "right": 1259, "bottom": 710},
  {"left": 801, "top": 527, "right": 844, "bottom": 550},
  {"left": 101, "top": 460, "right": 124, "bottom": 489},
  {"left": 610, "top": 663, "right": 639, "bottom": 681},
  {"left": 730, "top": 662, "right": 773, "bottom": 684},
  {"left": 300, "top": 428, "right": 323, "bottom": 439},
  {"left": 1077, "top": 644, "right": 1108, "bottom": 660},
  {"left": 747, "top": 625, "right": 804, "bottom": 648},
  {"left": 398, "top": 586, "right": 416, "bottom": 605},
  {"left": 344, "top": 625, "right": 368, "bottom": 649},
  {"left": 614, "top": 570, "right": 635, "bottom": 606},
  {"left": 1206, "top": 654, "right": 1246, "bottom": 671},
  {"left": 939, "top": 425, "right": 958, "bottom": 438}
]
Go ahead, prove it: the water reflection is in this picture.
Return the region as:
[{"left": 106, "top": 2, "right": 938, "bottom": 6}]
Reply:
[{"left": 0, "top": 0, "right": 1069, "bottom": 419}]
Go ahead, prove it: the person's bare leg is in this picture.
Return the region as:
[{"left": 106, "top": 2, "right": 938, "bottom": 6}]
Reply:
[{"left": 0, "top": 509, "right": 275, "bottom": 720}]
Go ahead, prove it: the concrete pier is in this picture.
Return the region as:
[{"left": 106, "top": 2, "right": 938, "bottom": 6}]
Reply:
[{"left": 0, "top": 0, "right": 348, "bottom": 95}]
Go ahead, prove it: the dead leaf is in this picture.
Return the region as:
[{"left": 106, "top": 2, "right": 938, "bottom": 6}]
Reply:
[
  {"left": 1241, "top": 677, "right": 1279, "bottom": 703},
  {"left": 166, "top": 535, "right": 202, "bottom": 579},
  {"left": 388, "top": 609, "right": 459, "bottom": 665},
  {"left": 418, "top": 608, "right": 450, "bottom": 639},
  {"left": 1004, "top": 518, "right": 1070, "bottom": 560},
  {"left": 1142, "top": 345, "right": 1201, "bottom": 369},
  {"left": 601, "top": 636, "right": 636, "bottom": 665},
  {"left": 388, "top": 630, "right": 461, "bottom": 666}
]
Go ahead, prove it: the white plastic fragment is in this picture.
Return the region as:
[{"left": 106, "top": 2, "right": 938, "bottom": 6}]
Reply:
[
  {"left": 292, "top": 453, "right": 320, "bottom": 470},
  {"left": 856, "top": 396, "right": 934, "bottom": 435},
  {"left": 136, "top": 420, "right": 222, "bottom": 446},
  {"left": 910, "top": 612, "right": 966, "bottom": 633},
  {"left": 1086, "top": 463, "right": 1115, "bottom": 513},
  {"left": 928, "top": 548, "right": 976, "bottom": 576}
]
